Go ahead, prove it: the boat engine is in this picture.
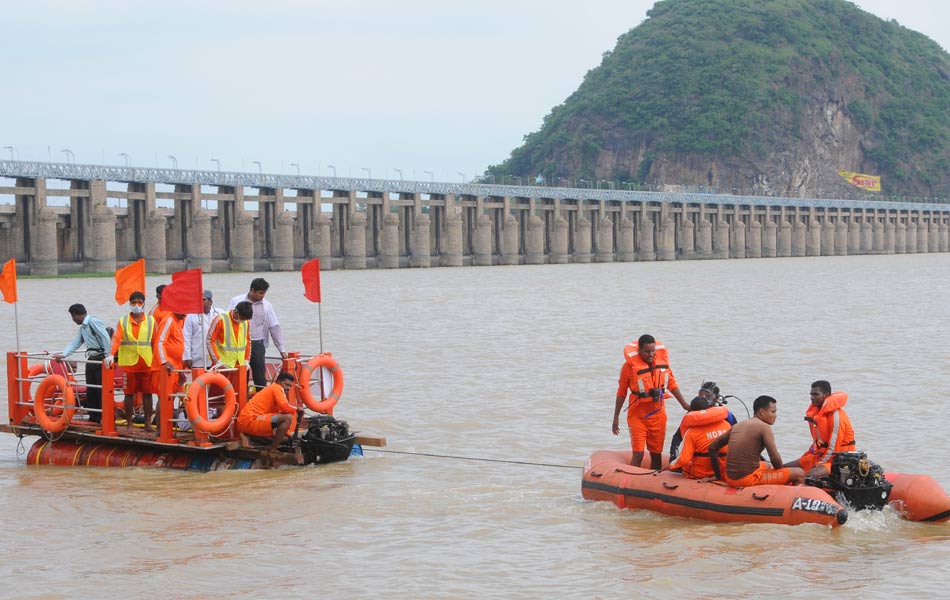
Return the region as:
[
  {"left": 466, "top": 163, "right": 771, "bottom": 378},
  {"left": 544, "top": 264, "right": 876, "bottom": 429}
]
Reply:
[
  {"left": 808, "top": 451, "right": 893, "bottom": 510},
  {"left": 298, "top": 414, "right": 356, "bottom": 465}
]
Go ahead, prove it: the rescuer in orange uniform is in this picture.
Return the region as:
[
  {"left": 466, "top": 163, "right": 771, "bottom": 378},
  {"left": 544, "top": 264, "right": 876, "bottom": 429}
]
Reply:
[
  {"left": 149, "top": 283, "right": 172, "bottom": 324},
  {"left": 237, "top": 371, "right": 303, "bottom": 452},
  {"left": 668, "top": 396, "right": 732, "bottom": 479},
  {"left": 157, "top": 312, "right": 186, "bottom": 393},
  {"left": 110, "top": 291, "right": 159, "bottom": 432},
  {"left": 611, "top": 334, "right": 690, "bottom": 470},
  {"left": 783, "top": 380, "right": 856, "bottom": 477}
]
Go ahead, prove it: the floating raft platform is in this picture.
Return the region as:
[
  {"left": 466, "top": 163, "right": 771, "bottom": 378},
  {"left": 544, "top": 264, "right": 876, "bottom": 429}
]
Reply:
[{"left": 1, "top": 421, "right": 385, "bottom": 471}]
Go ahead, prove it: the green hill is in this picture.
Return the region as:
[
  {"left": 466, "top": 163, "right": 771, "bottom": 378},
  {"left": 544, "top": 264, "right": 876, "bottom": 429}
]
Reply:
[{"left": 488, "top": 0, "right": 950, "bottom": 198}]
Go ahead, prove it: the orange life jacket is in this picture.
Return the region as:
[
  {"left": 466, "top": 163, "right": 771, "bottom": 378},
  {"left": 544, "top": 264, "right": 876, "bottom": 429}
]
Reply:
[
  {"left": 670, "top": 406, "right": 731, "bottom": 478},
  {"left": 804, "top": 391, "right": 856, "bottom": 466},
  {"left": 622, "top": 340, "right": 675, "bottom": 411},
  {"left": 678, "top": 406, "right": 730, "bottom": 435}
]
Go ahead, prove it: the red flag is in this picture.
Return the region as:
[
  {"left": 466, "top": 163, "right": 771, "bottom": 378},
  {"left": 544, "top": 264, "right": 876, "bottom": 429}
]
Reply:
[
  {"left": 302, "top": 259, "right": 321, "bottom": 303},
  {"left": 0, "top": 258, "right": 17, "bottom": 304},
  {"left": 160, "top": 268, "right": 204, "bottom": 314},
  {"left": 114, "top": 258, "right": 146, "bottom": 305}
]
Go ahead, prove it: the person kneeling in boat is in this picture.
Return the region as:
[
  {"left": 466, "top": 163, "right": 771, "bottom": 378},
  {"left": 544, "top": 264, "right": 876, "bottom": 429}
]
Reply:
[
  {"left": 237, "top": 371, "right": 303, "bottom": 452},
  {"left": 782, "top": 380, "right": 856, "bottom": 478},
  {"left": 708, "top": 395, "right": 805, "bottom": 487},
  {"left": 668, "top": 396, "right": 731, "bottom": 479}
]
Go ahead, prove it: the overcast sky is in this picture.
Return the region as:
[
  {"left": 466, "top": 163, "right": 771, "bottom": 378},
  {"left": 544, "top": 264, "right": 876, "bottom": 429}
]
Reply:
[{"left": 1, "top": 0, "right": 947, "bottom": 183}]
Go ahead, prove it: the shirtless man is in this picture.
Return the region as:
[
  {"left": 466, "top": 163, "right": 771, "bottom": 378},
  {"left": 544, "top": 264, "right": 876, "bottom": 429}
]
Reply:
[{"left": 708, "top": 395, "right": 805, "bottom": 486}]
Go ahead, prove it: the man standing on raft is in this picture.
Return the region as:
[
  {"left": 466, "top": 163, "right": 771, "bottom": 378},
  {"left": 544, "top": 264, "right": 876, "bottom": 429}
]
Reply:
[
  {"left": 612, "top": 334, "right": 690, "bottom": 470},
  {"left": 111, "top": 291, "right": 160, "bottom": 432},
  {"left": 708, "top": 395, "right": 805, "bottom": 487}
]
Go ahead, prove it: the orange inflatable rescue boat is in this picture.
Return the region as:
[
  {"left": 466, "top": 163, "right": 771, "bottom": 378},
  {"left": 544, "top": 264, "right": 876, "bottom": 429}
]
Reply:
[
  {"left": 582, "top": 449, "right": 950, "bottom": 526},
  {"left": 583, "top": 450, "right": 848, "bottom": 527}
]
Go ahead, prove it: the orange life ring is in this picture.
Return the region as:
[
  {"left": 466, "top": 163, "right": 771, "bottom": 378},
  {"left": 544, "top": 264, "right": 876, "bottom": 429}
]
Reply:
[
  {"left": 298, "top": 354, "right": 344, "bottom": 413},
  {"left": 33, "top": 374, "right": 76, "bottom": 433},
  {"left": 184, "top": 372, "right": 237, "bottom": 434}
]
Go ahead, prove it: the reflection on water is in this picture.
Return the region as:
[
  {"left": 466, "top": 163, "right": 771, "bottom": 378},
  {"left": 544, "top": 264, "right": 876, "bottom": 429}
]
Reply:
[{"left": 1, "top": 254, "right": 949, "bottom": 597}]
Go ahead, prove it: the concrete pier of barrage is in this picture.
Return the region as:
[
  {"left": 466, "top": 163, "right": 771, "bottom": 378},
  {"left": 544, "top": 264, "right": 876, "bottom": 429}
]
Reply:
[{"left": 1, "top": 160, "right": 949, "bottom": 275}]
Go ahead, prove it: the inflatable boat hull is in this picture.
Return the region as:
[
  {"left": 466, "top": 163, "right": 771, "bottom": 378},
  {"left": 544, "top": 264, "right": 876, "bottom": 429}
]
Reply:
[
  {"left": 582, "top": 450, "right": 847, "bottom": 527},
  {"left": 884, "top": 471, "right": 950, "bottom": 522}
]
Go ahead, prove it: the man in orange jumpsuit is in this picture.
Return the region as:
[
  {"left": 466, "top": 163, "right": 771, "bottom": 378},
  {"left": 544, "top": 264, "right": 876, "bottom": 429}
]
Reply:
[
  {"left": 708, "top": 395, "right": 805, "bottom": 487},
  {"left": 237, "top": 371, "right": 302, "bottom": 452},
  {"left": 784, "top": 380, "right": 856, "bottom": 477},
  {"left": 149, "top": 283, "right": 172, "bottom": 324},
  {"left": 668, "top": 396, "right": 732, "bottom": 479},
  {"left": 612, "top": 334, "right": 690, "bottom": 470},
  {"left": 157, "top": 312, "right": 186, "bottom": 399},
  {"left": 110, "top": 291, "right": 159, "bottom": 432}
]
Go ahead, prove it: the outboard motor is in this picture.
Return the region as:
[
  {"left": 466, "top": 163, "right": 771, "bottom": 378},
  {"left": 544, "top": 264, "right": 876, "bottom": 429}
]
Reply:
[
  {"left": 298, "top": 414, "right": 357, "bottom": 465},
  {"left": 808, "top": 451, "right": 893, "bottom": 510}
]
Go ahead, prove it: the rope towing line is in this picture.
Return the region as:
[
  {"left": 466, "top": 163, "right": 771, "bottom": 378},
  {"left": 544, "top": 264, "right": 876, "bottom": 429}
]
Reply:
[{"left": 368, "top": 448, "right": 583, "bottom": 470}]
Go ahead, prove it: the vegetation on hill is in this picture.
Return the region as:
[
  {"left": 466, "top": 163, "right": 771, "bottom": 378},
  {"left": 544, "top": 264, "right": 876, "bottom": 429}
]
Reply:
[{"left": 487, "top": 0, "right": 950, "bottom": 197}]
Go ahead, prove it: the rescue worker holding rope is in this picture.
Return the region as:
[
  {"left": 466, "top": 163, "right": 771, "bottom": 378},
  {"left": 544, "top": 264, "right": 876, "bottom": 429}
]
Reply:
[{"left": 611, "top": 334, "right": 690, "bottom": 470}]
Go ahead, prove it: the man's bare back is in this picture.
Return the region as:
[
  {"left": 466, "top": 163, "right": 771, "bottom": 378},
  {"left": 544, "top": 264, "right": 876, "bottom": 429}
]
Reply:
[{"left": 720, "top": 418, "right": 783, "bottom": 480}]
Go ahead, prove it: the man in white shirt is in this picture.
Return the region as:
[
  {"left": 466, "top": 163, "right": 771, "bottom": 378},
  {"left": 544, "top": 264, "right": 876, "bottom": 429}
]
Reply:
[
  {"left": 182, "top": 289, "right": 225, "bottom": 369},
  {"left": 228, "top": 278, "right": 287, "bottom": 390}
]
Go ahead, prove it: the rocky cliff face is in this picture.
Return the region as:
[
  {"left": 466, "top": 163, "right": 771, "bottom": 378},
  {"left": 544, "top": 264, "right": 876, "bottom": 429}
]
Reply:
[
  {"left": 646, "top": 92, "right": 869, "bottom": 197},
  {"left": 490, "top": 0, "right": 950, "bottom": 198}
]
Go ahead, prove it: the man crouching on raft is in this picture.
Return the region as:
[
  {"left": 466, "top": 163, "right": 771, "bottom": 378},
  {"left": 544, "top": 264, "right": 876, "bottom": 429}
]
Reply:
[
  {"left": 237, "top": 371, "right": 303, "bottom": 453},
  {"left": 611, "top": 334, "right": 690, "bottom": 470},
  {"left": 708, "top": 395, "right": 805, "bottom": 486}
]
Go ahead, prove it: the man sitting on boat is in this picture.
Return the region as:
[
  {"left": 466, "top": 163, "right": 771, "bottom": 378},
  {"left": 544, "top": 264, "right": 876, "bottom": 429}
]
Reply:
[
  {"left": 237, "top": 371, "right": 303, "bottom": 453},
  {"left": 782, "top": 380, "right": 856, "bottom": 478},
  {"left": 708, "top": 395, "right": 805, "bottom": 487},
  {"left": 668, "top": 396, "right": 731, "bottom": 479}
]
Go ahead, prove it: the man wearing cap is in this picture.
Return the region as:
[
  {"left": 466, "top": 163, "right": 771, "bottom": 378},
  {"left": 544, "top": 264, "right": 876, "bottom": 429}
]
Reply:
[{"left": 182, "top": 289, "right": 225, "bottom": 369}]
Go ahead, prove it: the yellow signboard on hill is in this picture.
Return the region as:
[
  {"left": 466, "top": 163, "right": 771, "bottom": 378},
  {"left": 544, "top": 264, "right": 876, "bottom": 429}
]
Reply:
[{"left": 838, "top": 170, "right": 881, "bottom": 192}]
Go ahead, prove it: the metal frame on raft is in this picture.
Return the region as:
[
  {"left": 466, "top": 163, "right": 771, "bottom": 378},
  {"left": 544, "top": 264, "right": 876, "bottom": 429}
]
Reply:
[{"left": 2, "top": 350, "right": 377, "bottom": 469}]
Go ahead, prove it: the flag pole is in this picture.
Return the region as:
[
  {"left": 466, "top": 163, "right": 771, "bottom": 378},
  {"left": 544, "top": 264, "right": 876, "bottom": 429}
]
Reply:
[
  {"left": 13, "top": 301, "right": 21, "bottom": 354},
  {"left": 318, "top": 301, "right": 324, "bottom": 355}
]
